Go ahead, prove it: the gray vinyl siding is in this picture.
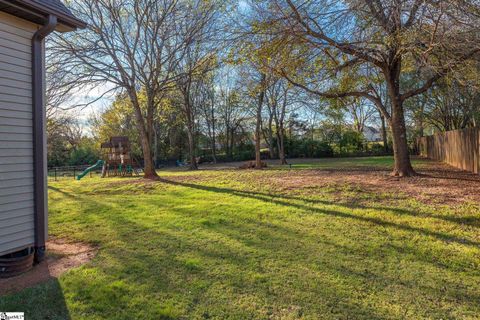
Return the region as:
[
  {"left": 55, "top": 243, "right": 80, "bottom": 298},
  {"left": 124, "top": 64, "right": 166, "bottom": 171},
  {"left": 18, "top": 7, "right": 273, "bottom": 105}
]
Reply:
[{"left": 0, "top": 11, "right": 38, "bottom": 256}]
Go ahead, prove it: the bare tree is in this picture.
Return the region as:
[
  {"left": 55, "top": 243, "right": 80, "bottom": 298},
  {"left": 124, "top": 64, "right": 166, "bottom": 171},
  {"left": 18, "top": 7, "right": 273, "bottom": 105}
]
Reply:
[
  {"left": 262, "top": 91, "right": 277, "bottom": 159},
  {"left": 216, "top": 69, "right": 248, "bottom": 159},
  {"left": 174, "top": 0, "right": 219, "bottom": 169},
  {"left": 255, "top": 73, "right": 267, "bottom": 168},
  {"left": 236, "top": 64, "right": 268, "bottom": 168},
  {"left": 198, "top": 74, "right": 218, "bottom": 163},
  {"left": 264, "top": 78, "right": 292, "bottom": 164},
  {"left": 51, "top": 0, "right": 205, "bottom": 178},
  {"left": 345, "top": 98, "right": 377, "bottom": 134},
  {"left": 423, "top": 81, "right": 480, "bottom": 131}
]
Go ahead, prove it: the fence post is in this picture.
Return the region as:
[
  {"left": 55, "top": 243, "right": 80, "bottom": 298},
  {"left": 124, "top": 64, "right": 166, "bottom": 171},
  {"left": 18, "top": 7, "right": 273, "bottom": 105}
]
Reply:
[
  {"left": 73, "top": 168, "right": 76, "bottom": 180},
  {"left": 54, "top": 168, "right": 57, "bottom": 181}
]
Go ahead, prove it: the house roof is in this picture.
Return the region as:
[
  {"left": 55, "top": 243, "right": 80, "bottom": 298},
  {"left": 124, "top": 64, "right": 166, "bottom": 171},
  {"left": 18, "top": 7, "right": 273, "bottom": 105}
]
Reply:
[
  {"left": 0, "top": 0, "right": 86, "bottom": 30},
  {"left": 364, "top": 126, "right": 380, "bottom": 134},
  {"left": 35, "top": 0, "right": 73, "bottom": 16}
]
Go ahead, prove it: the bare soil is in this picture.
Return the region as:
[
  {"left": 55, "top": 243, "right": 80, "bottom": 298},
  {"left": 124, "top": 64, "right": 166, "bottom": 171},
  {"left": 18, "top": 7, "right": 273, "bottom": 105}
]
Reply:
[
  {"left": 269, "top": 161, "right": 480, "bottom": 206},
  {"left": 0, "top": 238, "right": 97, "bottom": 296},
  {"left": 196, "top": 158, "right": 480, "bottom": 206}
]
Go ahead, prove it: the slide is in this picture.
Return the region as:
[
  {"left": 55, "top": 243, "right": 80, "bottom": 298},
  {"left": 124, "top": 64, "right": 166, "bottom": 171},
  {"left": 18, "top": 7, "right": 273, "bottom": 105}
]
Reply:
[{"left": 76, "top": 160, "right": 104, "bottom": 180}]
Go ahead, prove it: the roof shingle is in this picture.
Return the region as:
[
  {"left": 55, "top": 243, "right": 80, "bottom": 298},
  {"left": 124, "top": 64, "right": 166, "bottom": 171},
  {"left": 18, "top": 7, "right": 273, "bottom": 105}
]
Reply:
[
  {"left": 0, "top": 0, "right": 86, "bottom": 29},
  {"left": 34, "top": 0, "right": 74, "bottom": 16}
]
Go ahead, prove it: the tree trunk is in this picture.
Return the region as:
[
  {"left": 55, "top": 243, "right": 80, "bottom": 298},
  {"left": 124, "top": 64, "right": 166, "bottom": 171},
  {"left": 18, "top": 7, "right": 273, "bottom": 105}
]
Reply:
[
  {"left": 187, "top": 125, "right": 197, "bottom": 170},
  {"left": 266, "top": 113, "right": 275, "bottom": 159},
  {"left": 255, "top": 74, "right": 266, "bottom": 169},
  {"left": 210, "top": 109, "right": 217, "bottom": 164},
  {"left": 255, "top": 118, "right": 262, "bottom": 169},
  {"left": 417, "top": 103, "right": 424, "bottom": 138},
  {"left": 277, "top": 126, "right": 287, "bottom": 165},
  {"left": 390, "top": 99, "right": 415, "bottom": 177},
  {"left": 379, "top": 110, "right": 388, "bottom": 153},
  {"left": 384, "top": 58, "right": 416, "bottom": 177},
  {"left": 205, "top": 120, "right": 216, "bottom": 164},
  {"left": 227, "top": 127, "right": 234, "bottom": 160},
  {"left": 129, "top": 92, "right": 158, "bottom": 179},
  {"left": 141, "top": 138, "right": 157, "bottom": 178},
  {"left": 275, "top": 90, "right": 288, "bottom": 165},
  {"left": 153, "top": 124, "right": 158, "bottom": 169},
  {"left": 211, "top": 135, "right": 217, "bottom": 164}
]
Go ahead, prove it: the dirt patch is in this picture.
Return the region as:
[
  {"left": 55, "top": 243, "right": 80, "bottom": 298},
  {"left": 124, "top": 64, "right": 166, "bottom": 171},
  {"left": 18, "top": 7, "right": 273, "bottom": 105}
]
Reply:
[
  {"left": 0, "top": 238, "right": 97, "bottom": 296},
  {"left": 267, "top": 160, "right": 480, "bottom": 206},
  {"left": 239, "top": 160, "right": 268, "bottom": 169}
]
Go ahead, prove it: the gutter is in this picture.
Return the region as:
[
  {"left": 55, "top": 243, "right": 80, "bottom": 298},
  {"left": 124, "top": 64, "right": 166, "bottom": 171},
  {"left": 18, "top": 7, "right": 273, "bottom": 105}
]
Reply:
[
  {"left": 4, "top": 0, "right": 86, "bottom": 29},
  {"left": 32, "top": 14, "right": 57, "bottom": 263}
]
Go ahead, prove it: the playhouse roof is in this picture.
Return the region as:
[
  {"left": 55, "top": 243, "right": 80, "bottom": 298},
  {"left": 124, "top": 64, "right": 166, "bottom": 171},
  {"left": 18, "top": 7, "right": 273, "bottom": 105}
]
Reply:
[
  {"left": 101, "top": 137, "right": 130, "bottom": 149},
  {"left": 111, "top": 136, "right": 129, "bottom": 143},
  {"left": 101, "top": 142, "right": 113, "bottom": 149}
]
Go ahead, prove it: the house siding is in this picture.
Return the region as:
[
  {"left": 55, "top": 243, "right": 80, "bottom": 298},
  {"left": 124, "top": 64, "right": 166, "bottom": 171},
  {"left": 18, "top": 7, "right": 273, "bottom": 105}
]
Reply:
[{"left": 0, "top": 11, "right": 38, "bottom": 256}]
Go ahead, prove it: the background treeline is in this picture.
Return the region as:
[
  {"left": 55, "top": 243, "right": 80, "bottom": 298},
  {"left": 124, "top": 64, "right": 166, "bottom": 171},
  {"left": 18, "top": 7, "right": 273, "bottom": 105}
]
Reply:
[
  {"left": 45, "top": 0, "right": 480, "bottom": 176},
  {"left": 48, "top": 75, "right": 480, "bottom": 167}
]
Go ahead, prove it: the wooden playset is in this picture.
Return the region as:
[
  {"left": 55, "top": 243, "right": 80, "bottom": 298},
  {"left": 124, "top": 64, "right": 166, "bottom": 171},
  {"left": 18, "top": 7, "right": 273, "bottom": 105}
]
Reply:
[{"left": 100, "top": 136, "right": 142, "bottom": 177}]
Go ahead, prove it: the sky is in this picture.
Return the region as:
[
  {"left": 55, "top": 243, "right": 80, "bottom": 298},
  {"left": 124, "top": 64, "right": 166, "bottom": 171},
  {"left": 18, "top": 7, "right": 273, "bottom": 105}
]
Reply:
[{"left": 69, "top": 82, "right": 116, "bottom": 135}]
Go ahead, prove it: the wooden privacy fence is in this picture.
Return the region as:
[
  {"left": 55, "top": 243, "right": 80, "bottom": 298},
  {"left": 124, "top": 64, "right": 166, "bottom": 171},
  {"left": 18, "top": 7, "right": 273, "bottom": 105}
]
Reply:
[{"left": 417, "top": 127, "right": 480, "bottom": 174}]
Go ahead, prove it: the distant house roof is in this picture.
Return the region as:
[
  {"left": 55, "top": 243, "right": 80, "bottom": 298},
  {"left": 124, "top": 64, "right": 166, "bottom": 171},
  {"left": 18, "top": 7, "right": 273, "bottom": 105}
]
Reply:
[
  {"left": 0, "top": 0, "right": 86, "bottom": 30},
  {"left": 363, "top": 126, "right": 380, "bottom": 134}
]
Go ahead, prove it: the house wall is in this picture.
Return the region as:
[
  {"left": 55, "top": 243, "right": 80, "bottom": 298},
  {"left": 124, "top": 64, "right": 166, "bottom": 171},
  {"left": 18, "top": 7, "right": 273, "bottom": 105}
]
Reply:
[
  {"left": 362, "top": 127, "right": 381, "bottom": 142},
  {"left": 0, "top": 11, "right": 39, "bottom": 255}
]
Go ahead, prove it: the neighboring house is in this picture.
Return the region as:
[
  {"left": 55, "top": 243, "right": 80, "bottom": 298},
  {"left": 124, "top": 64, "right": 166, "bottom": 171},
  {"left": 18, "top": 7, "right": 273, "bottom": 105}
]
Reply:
[
  {"left": 363, "top": 126, "right": 382, "bottom": 142},
  {"left": 0, "top": 1, "right": 85, "bottom": 265}
]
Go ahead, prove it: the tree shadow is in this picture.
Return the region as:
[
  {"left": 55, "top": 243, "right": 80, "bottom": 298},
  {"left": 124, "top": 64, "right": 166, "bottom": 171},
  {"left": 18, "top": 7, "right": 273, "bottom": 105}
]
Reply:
[
  {"left": 420, "top": 172, "right": 480, "bottom": 183},
  {"left": 89, "top": 198, "right": 480, "bottom": 317},
  {"left": 157, "top": 178, "right": 480, "bottom": 247},
  {"left": 48, "top": 185, "right": 78, "bottom": 199},
  {"left": 49, "top": 193, "right": 392, "bottom": 318},
  {"left": 91, "top": 207, "right": 391, "bottom": 319},
  {"left": 43, "top": 183, "right": 480, "bottom": 318}
]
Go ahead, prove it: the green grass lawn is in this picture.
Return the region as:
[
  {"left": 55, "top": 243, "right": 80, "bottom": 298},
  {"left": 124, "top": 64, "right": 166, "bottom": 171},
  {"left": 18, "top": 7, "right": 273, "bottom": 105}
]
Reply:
[{"left": 1, "top": 157, "right": 479, "bottom": 319}]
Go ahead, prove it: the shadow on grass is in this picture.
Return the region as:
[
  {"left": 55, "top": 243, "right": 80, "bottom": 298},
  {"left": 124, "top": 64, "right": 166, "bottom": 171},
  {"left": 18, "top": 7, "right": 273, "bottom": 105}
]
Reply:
[
  {"left": 45, "top": 183, "right": 480, "bottom": 318},
  {"left": 89, "top": 204, "right": 393, "bottom": 319},
  {"left": 50, "top": 193, "right": 386, "bottom": 318},
  {"left": 157, "top": 178, "right": 480, "bottom": 247},
  {"left": 48, "top": 185, "right": 77, "bottom": 199},
  {"left": 0, "top": 279, "right": 71, "bottom": 320},
  {"left": 88, "top": 196, "right": 480, "bottom": 316}
]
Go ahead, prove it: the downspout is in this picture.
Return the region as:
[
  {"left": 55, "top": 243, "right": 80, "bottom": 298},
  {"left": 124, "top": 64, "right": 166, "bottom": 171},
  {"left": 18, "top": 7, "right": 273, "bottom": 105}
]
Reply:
[{"left": 32, "top": 15, "right": 57, "bottom": 263}]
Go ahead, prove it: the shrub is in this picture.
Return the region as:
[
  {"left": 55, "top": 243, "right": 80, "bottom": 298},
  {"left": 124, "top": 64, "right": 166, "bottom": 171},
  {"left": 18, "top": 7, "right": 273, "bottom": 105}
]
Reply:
[
  {"left": 339, "top": 130, "right": 364, "bottom": 152},
  {"left": 285, "top": 137, "right": 334, "bottom": 158},
  {"left": 68, "top": 145, "right": 100, "bottom": 166},
  {"left": 368, "top": 142, "right": 390, "bottom": 156},
  {"left": 301, "top": 139, "right": 334, "bottom": 158}
]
